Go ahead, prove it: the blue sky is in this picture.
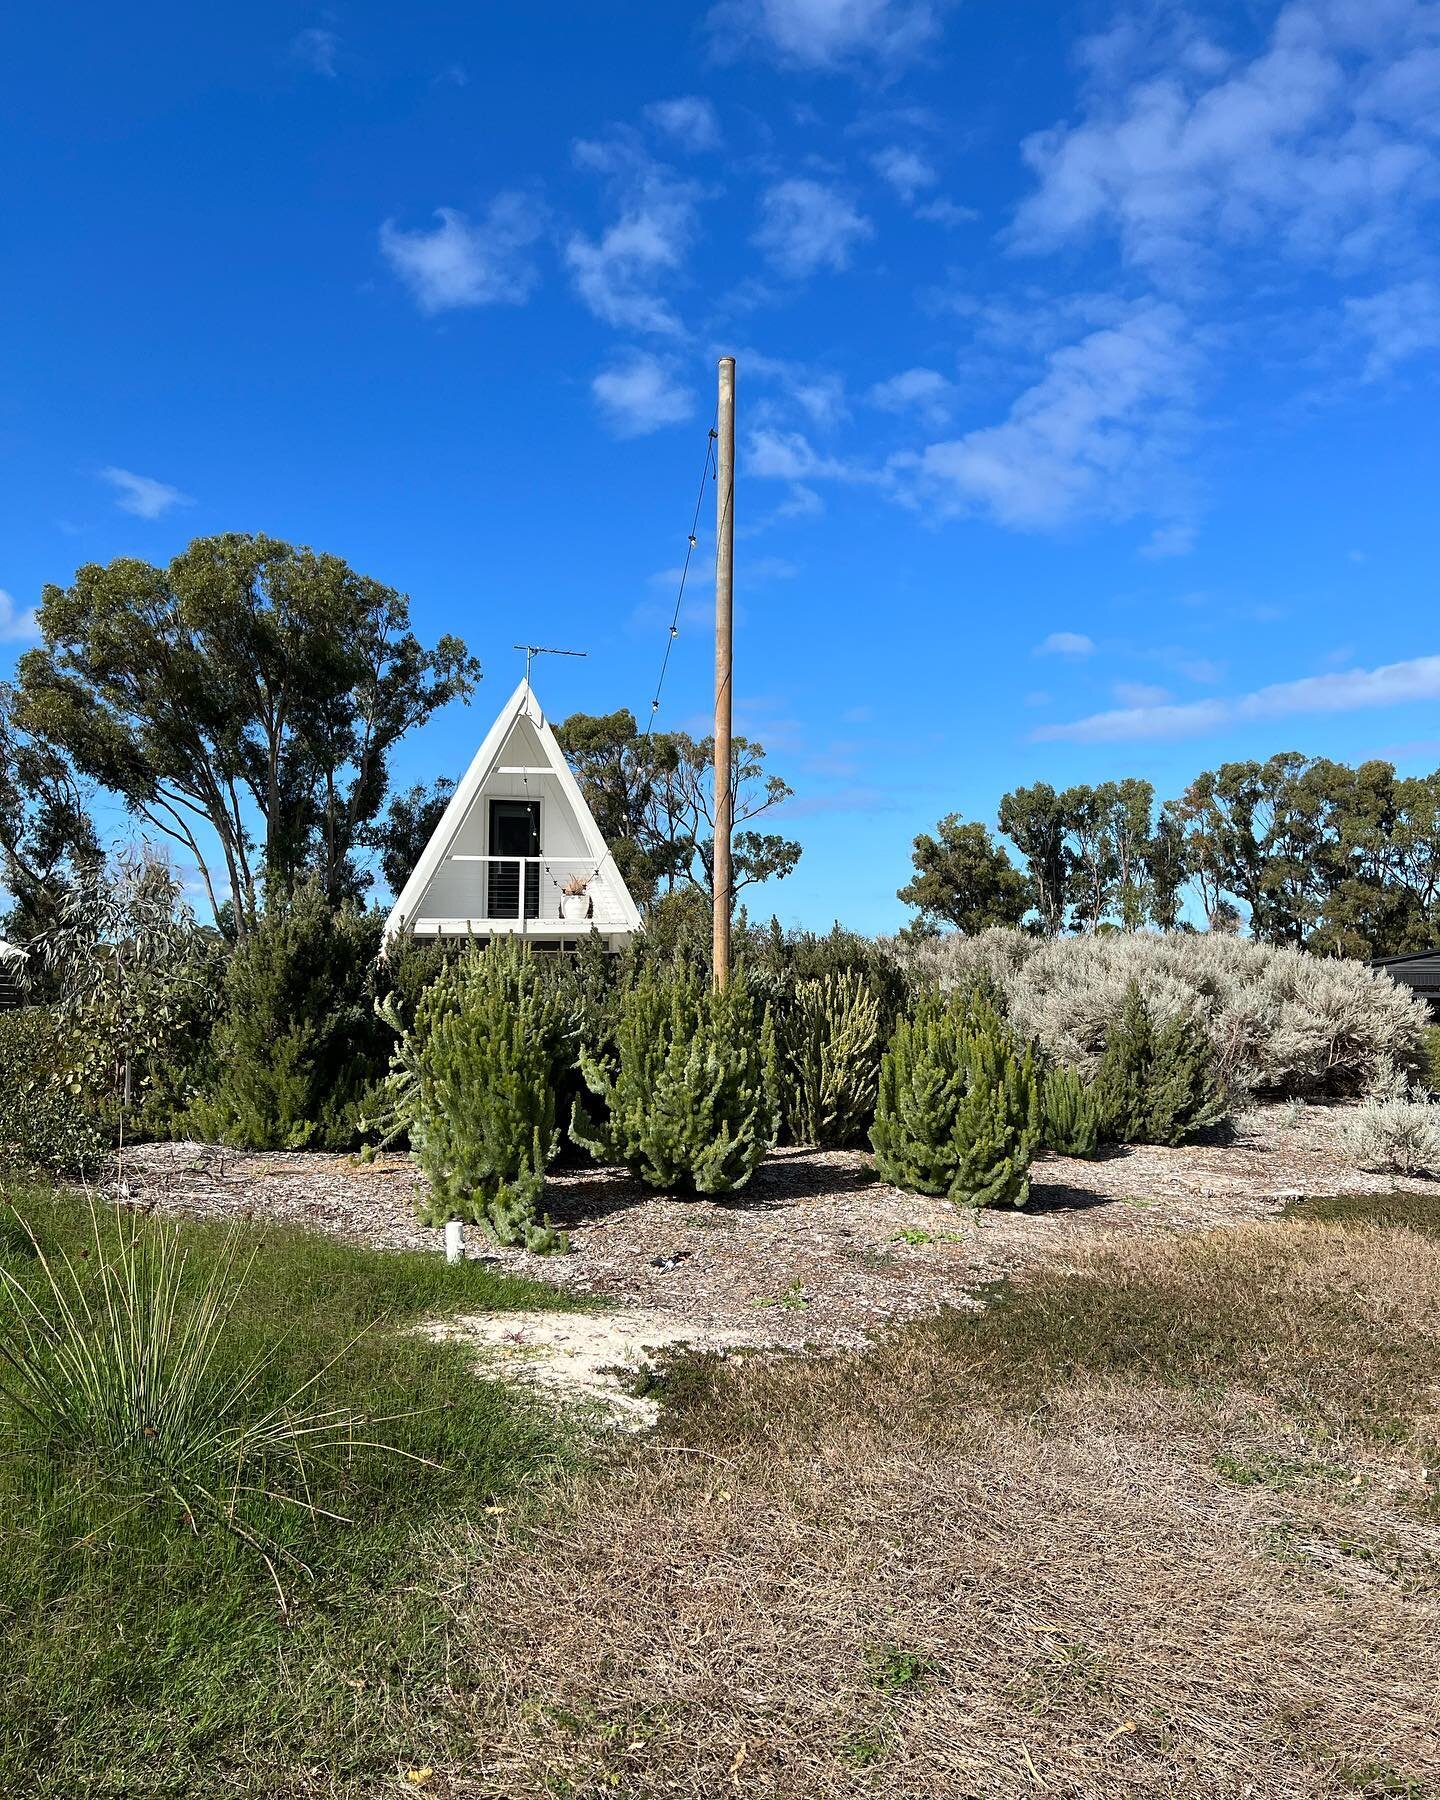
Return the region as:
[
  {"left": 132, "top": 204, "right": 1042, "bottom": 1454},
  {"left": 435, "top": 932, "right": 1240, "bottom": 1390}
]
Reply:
[{"left": 3, "top": 0, "right": 1439, "bottom": 933}]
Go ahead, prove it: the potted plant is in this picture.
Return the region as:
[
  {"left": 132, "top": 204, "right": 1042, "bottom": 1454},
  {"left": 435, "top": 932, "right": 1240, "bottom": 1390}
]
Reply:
[{"left": 560, "top": 871, "right": 592, "bottom": 922}]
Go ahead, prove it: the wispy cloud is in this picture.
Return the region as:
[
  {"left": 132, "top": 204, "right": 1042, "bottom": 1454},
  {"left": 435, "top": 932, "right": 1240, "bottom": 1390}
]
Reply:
[
  {"left": 753, "top": 178, "right": 872, "bottom": 280},
  {"left": 1037, "top": 653, "right": 1440, "bottom": 744},
  {"left": 871, "top": 145, "right": 936, "bottom": 202},
  {"left": 1011, "top": 1, "right": 1440, "bottom": 280},
  {"left": 567, "top": 135, "right": 699, "bottom": 335},
  {"left": 592, "top": 351, "right": 696, "bottom": 437},
  {"left": 1346, "top": 278, "right": 1440, "bottom": 378},
  {"left": 867, "top": 366, "right": 951, "bottom": 425},
  {"left": 645, "top": 96, "right": 723, "bottom": 153},
  {"left": 892, "top": 301, "right": 1199, "bottom": 529},
  {"left": 710, "top": 0, "right": 945, "bottom": 71},
  {"left": 740, "top": 347, "right": 849, "bottom": 430},
  {"left": 290, "top": 26, "right": 339, "bottom": 77},
  {"left": 0, "top": 589, "right": 39, "bottom": 643},
  {"left": 1112, "top": 679, "right": 1171, "bottom": 706},
  {"left": 1036, "top": 631, "right": 1095, "bottom": 657},
  {"left": 99, "top": 467, "right": 191, "bottom": 520},
  {"left": 1140, "top": 521, "right": 1198, "bottom": 558},
  {"left": 379, "top": 197, "right": 542, "bottom": 314}
]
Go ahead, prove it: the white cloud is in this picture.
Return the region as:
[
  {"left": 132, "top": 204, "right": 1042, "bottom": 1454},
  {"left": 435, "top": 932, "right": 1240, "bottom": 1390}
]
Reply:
[
  {"left": 748, "top": 555, "right": 800, "bottom": 582},
  {"left": 1036, "top": 631, "right": 1095, "bottom": 657},
  {"left": 1037, "top": 652, "right": 1440, "bottom": 744},
  {"left": 913, "top": 197, "right": 980, "bottom": 227},
  {"left": 746, "top": 428, "right": 871, "bottom": 483},
  {"left": 99, "top": 467, "right": 191, "bottom": 520},
  {"left": 592, "top": 351, "right": 696, "bottom": 438},
  {"left": 1112, "top": 679, "right": 1171, "bottom": 706},
  {"left": 867, "top": 366, "right": 952, "bottom": 424},
  {"left": 753, "top": 179, "right": 873, "bottom": 279},
  {"left": 379, "top": 198, "right": 542, "bottom": 314},
  {"left": 739, "top": 348, "right": 849, "bottom": 429},
  {"left": 1140, "top": 521, "right": 1198, "bottom": 558},
  {"left": 892, "top": 301, "right": 1198, "bottom": 530},
  {"left": 871, "top": 145, "right": 937, "bottom": 201},
  {"left": 0, "top": 589, "right": 38, "bottom": 643},
  {"left": 1011, "top": 0, "right": 1440, "bottom": 278},
  {"left": 1346, "top": 278, "right": 1440, "bottom": 376},
  {"left": 710, "top": 0, "right": 944, "bottom": 70},
  {"left": 567, "top": 137, "right": 699, "bottom": 334},
  {"left": 645, "top": 96, "right": 723, "bottom": 153},
  {"left": 290, "top": 26, "right": 339, "bottom": 77}
]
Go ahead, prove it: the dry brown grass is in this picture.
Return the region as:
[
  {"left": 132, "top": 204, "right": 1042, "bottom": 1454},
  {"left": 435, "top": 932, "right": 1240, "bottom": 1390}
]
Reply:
[{"left": 422, "top": 1219, "right": 1440, "bottom": 1800}]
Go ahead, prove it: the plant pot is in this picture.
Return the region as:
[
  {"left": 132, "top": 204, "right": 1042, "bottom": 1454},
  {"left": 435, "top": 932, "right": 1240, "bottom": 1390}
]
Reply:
[{"left": 561, "top": 891, "right": 590, "bottom": 922}]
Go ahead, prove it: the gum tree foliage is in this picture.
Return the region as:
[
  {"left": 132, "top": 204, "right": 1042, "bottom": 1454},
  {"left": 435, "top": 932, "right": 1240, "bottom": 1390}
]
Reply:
[
  {"left": 16, "top": 534, "right": 480, "bottom": 933},
  {"left": 0, "top": 680, "right": 99, "bottom": 945},
  {"left": 896, "top": 814, "right": 1029, "bottom": 936},
  {"left": 913, "top": 752, "right": 1440, "bottom": 953},
  {"left": 555, "top": 710, "right": 801, "bottom": 908}
]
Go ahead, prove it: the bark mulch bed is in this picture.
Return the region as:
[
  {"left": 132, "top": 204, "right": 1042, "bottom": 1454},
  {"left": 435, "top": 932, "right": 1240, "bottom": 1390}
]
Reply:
[{"left": 117, "top": 1103, "right": 1440, "bottom": 1353}]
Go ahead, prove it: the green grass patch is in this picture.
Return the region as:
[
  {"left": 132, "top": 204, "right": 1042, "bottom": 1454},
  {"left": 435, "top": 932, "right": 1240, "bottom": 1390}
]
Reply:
[
  {"left": 1281, "top": 1193, "right": 1440, "bottom": 1234},
  {"left": 0, "top": 1180, "right": 585, "bottom": 1799}
]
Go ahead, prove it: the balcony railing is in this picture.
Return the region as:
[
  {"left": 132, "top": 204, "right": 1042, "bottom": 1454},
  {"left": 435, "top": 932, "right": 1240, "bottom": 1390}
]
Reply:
[{"left": 445, "top": 854, "right": 627, "bottom": 929}]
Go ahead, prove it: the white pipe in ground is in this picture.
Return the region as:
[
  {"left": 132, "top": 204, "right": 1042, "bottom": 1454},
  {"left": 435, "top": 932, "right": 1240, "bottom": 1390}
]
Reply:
[{"left": 444, "top": 1219, "right": 464, "bottom": 1264}]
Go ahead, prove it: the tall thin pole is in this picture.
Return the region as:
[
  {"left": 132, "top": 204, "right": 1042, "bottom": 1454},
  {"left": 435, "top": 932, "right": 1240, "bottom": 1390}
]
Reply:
[{"left": 713, "top": 356, "right": 736, "bottom": 991}]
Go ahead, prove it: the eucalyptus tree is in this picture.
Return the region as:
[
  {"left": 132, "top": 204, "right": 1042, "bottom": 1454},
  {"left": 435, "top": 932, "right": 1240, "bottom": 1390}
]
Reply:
[{"left": 16, "top": 533, "right": 480, "bottom": 931}]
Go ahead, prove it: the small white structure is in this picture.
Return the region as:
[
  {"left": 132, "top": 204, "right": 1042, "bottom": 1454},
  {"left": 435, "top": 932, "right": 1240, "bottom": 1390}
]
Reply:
[
  {"left": 383, "top": 678, "right": 642, "bottom": 951},
  {"left": 0, "top": 940, "right": 28, "bottom": 1011}
]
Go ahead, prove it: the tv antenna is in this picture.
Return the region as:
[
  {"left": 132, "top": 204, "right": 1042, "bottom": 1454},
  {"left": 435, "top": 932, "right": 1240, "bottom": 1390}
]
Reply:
[{"left": 513, "top": 643, "right": 587, "bottom": 685}]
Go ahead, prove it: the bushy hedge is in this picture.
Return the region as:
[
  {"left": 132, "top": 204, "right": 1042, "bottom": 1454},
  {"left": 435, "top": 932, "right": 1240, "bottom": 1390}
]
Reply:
[
  {"left": 406, "top": 941, "right": 568, "bottom": 1252},
  {"left": 889, "top": 928, "right": 1429, "bottom": 1099},
  {"left": 0, "top": 1009, "right": 108, "bottom": 1180},
  {"left": 775, "top": 971, "right": 881, "bottom": 1148},
  {"left": 871, "top": 993, "right": 1040, "bottom": 1207},
  {"left": 571, "top": 968, "right": 779, "bottom": 1193},
  {"left": 188, "top": 884, "right": 387, "bottom": 1151}
]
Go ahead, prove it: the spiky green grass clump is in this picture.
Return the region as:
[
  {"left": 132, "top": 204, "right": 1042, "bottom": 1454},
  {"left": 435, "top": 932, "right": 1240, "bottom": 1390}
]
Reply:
[{"left": 0, "top": 1183, "right": 583, "bottom": 1799}]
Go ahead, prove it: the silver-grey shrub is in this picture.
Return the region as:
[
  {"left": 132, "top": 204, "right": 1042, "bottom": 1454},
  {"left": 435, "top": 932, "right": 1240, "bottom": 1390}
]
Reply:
[
  {"left": 1342, "top": 1098, "right": 1440, "bottom": 1174},
  {"left": 883, "top": 929, "right": 1429, "bottom": 1099}
]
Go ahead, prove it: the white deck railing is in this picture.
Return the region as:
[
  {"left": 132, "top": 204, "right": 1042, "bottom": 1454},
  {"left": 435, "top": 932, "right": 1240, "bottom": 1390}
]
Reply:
[{"left": 444, "top": 854, "right": 628, "bottom": 929}]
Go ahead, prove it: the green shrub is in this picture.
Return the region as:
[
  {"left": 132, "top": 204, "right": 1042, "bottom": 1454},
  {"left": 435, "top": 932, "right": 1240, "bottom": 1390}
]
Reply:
[
  {"left": 871, "top": 993, "right": 1040, "bottom": 1208},
  {"left": 189, "top": 883, "right": 386, "bottom": 1151},
  {"left": 1423, "top": 1025, "right": 1440, "bottom": 1096},
  {"left": 1040, "top": 1063, "right": 1101, "bottom": 1158},
  {"left": 571, "top": 968, "right": 779, "bottom": 1193},
  {"left": 0, "top": 1009, "right": 107, "bottom": 1180},
  {"left": 407, "top": 941, "right": 568, "bottom": 1252},
  {"left": 777, "top": 971, "right": 881, "bottom": 1147},
  {"left": 1092, "top": 981, "right": 1228, "bottom": 1147}
]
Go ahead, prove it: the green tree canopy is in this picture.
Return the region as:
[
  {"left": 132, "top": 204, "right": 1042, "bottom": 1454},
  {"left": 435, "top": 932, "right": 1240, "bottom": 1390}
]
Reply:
[
  {"left": 16, "top": 534, "right": 480, "bottom": 930},
  {"left": 555, "top": 710, "right": 801, "bottom": 910},
  {"left": 897, "top": 813, "right": 1029, "bottom": 935},
  {"left": 0, "top": 679, "right": 100, "bottom": 944}
]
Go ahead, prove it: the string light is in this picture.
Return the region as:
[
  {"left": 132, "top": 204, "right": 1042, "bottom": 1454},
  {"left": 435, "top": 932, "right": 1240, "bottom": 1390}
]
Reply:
[{"left": 640, "top": 422, "right": 717, "bottom": 750}]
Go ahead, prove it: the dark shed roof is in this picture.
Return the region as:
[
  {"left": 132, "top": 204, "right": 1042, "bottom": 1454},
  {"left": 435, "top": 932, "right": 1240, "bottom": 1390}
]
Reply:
[{"left": 1370, "top": 948, "right": 1440, "bottom": 1009}]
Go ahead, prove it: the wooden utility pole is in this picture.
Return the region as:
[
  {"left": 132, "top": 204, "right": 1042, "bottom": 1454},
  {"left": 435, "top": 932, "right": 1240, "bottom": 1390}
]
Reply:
[{"left": 713, "top": 355, "right": 736, "bottom": 990}]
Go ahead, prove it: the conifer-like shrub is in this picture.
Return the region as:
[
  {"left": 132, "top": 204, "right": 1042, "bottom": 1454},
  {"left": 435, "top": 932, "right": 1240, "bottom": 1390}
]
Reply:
[
  {"left": 406, "top": 941, "right": 568, "bottom": 1253},
  {"left": 870, "top": 993, "right": 1040, "bottom": 1207},
  {"left": 1039, "top": 1063, "right": 1101, "bottom": 1158},
  {"left": 1091, "top": 981, "right": 1227, "bottom": 1147},
  {"left": 571, "top": 969, "right": 779, "bottom": 1193},
  {"left": 776, "top": 971, "right": 881, "bottom": 1147},
  {"left": 884, "top": 928, "right": 1428, "bottom": 1100},
  {"left": 190, "top": 883, "right": 386, "bottom": 1151},
  {"left": 1423, "top": 1026, "right": 1440, "bottom": 1097}
]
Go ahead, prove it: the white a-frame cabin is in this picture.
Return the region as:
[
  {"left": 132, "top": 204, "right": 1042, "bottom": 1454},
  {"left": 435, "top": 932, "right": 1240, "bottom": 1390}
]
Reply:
[{"left": 383, "top": 679, "right": 642, "bottom": 951}]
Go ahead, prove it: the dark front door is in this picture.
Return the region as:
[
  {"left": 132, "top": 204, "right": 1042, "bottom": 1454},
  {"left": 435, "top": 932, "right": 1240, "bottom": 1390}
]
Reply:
[{"left": 488, "top": 800, "right": 540, "bottom": 919}]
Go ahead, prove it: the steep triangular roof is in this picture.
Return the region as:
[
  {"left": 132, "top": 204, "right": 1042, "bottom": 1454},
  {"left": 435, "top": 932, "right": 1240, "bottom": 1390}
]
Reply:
[{"left": 383, "top": 678, "right": 643, "bottom": 937}]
